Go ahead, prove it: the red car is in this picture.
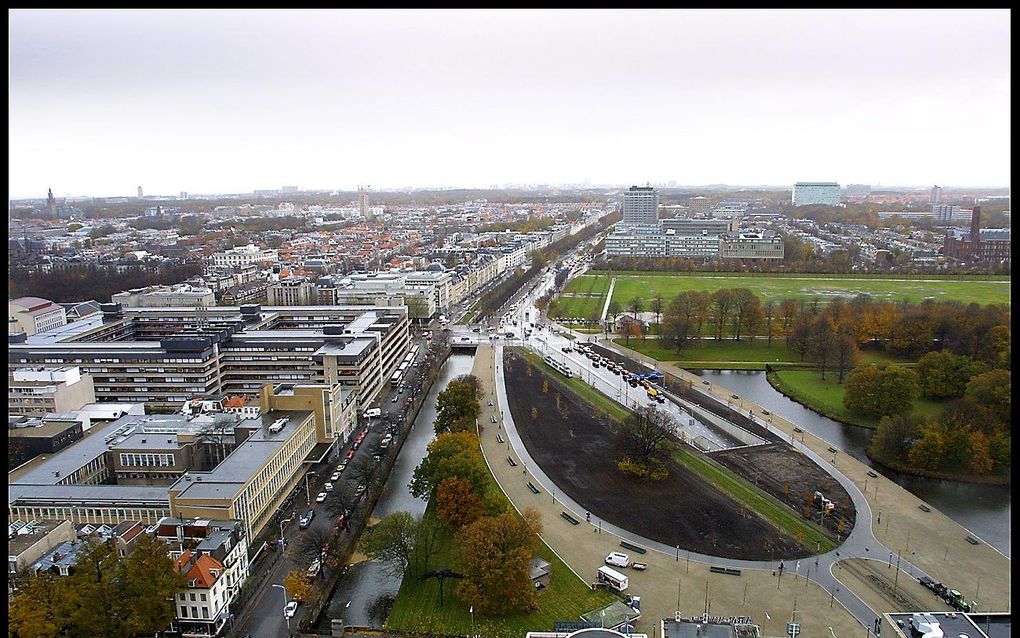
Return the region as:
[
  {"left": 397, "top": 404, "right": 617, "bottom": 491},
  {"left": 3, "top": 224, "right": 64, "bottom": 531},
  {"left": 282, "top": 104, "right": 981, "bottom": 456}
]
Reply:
[
  {"left": 344, "top": 449, "right": 355, "bottom": 461},
  {"left": 335, "top": 514, "right": 347, "bottom": 529}
]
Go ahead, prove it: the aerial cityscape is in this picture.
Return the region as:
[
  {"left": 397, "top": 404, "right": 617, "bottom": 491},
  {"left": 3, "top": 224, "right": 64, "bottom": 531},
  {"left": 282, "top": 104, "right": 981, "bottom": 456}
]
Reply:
[{"left": 7, "top": 9, "right": 1010, "bottom": 638}]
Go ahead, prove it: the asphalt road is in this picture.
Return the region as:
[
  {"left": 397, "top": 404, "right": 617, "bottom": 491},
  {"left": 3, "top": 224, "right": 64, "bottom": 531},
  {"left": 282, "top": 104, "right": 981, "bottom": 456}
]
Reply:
[
  {"left": 479, "top": 260, "right": 947, "bottom": 630},
  {"left": 234, "top": 337, "right": 430, "bottom": 638}
]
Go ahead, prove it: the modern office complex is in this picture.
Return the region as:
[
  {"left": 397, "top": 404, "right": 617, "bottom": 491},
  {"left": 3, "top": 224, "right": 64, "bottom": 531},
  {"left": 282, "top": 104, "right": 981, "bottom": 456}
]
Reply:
[
  {"left": 622, "top": 186, "right": 660, "bottom": 226},
  {"left": 9, "top": 304, "right": 410, "bottom": 413},
  {"left": 792, "top": 182, "right": 841, "bottom": 206},
  {"left": 9, "top": 383, "right": 345, "bottom": 540},
  {"left": 719, "top": 230, "right": 785, "bottom": 259}
]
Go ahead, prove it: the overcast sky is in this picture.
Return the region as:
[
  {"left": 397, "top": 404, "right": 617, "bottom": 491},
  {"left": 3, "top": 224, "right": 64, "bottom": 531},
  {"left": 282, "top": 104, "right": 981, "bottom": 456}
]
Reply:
[{"left": 8, "top": 9, "right": 1011, "bottom": 198}]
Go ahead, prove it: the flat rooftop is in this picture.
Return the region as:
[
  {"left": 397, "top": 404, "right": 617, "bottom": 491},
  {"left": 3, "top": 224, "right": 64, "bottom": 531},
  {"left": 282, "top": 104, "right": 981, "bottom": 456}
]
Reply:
[{"left": 170, "top": 409, "right": 313, "bottom": 501}]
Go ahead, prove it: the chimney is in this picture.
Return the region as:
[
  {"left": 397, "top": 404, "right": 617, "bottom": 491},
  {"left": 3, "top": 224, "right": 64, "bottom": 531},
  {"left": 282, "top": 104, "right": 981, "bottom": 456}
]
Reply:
[{"left": 970, "top": 206, "right": 981, "bottom": 244}]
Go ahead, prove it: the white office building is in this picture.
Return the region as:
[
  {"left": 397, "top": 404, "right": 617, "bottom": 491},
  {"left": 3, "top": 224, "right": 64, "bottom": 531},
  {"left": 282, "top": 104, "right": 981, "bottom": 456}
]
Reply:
[
  {"left": 792, "top": 182, "right": 841, "bottom": 206},
  {"left": 622, "top": 186, "right": 660, "bottom": 226}
]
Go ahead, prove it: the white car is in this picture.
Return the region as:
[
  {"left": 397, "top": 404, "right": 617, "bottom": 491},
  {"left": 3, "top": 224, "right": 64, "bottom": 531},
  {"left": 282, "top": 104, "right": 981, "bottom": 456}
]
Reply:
[
  {"left": 284, "top": 600, "right": 298, "bottom": 617},
  {"left": 605, "top": 552, "right": 631, "bottom": 568},
  {"left": 315, "top": 491, "right": 328, "bottom": 503},
  {"left": 324, "top": 482, "right": 334, "bottom": 492},
  {"left": 330, "top": 472, "right": 341, "bottom": 481}
]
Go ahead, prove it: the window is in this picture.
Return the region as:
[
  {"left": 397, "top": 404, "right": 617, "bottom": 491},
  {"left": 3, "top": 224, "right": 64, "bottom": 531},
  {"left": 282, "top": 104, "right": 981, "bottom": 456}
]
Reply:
[
  {"left": 191, "top": 606, "right": 198, "bottom": 618},
  {"left": 180, "top": 606, "right": 188, "bottom": 618},
  {"left": 189, "top": 593, "right": 196, "bottom": 602}
]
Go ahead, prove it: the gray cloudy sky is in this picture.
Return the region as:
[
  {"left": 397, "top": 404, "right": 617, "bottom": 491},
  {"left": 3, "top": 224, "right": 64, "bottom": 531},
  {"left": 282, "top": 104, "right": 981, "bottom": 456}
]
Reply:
[{"left": 8, "top": 9, "right": 1011, "bottom": 198}]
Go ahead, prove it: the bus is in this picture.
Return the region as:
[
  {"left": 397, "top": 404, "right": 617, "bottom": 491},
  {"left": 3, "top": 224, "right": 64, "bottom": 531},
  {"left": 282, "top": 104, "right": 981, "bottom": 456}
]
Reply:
[{"left": 390, "top": 370, "right": 403, "bottom": 387}]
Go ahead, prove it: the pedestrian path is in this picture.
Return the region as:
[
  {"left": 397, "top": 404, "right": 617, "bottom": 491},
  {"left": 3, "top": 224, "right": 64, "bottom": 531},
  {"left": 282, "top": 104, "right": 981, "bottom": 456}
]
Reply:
[
  {"left": 599, "top": 277, "right": 617, "bottom": 322},
  {"left": 472, "top": 345, "right": 870, "bottom": 638}
]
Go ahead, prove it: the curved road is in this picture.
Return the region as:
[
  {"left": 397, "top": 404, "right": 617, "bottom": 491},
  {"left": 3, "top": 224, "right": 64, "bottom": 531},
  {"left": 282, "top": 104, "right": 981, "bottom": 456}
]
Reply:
[{"left": 476, "top": 266, "right": 946, "bottom": 631}]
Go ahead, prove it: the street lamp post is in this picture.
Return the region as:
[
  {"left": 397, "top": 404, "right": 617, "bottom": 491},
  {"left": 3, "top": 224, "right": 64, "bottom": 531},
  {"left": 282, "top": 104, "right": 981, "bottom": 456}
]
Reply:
[
  {"left": 278, "top": 517, "right": 292, "bottom": 547},
  {"left": 305, "top": 471, "right": 317, "bottom": 505},
  {"left": 272, "top": 584, "right": 291, "bottom": 632}
]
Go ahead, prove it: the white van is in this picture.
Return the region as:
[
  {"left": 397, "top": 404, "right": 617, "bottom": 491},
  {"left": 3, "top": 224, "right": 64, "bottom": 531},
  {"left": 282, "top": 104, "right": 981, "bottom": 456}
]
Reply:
[
  {"left": 597, "top": 565, "right": 629, "bottom": 592},
  {"left": 363, "top": 408, "right": 382, "bottom": 418},
  {"left": 604, "top": 552, "right": 630, "bottom": 568}
]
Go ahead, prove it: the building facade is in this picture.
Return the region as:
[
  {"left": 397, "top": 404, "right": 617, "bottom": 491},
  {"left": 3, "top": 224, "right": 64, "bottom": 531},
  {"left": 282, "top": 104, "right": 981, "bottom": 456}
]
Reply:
[
  {"left": 719, "top": 231, "right": 785, "bottom": 260},
  {"left": 622, "top": 186, "right": 660, "bottom": 226},
  {"left": 210, "top": 244, "right": 278, "bottom": 268},
  {"left": 9, "top": 366, "right": 96, "bottom": 416},
  {"left": 792, "top": 182, "right": 841, "bottom": 206},
  {"left": 266, "top": 277, "right": 318, "bottom": 306},
  {"left": 9, "top": 297, "right": 68, "bottom": 336},
  {"left": 112, "top": 285, "right": 216, "bottom": 308}
]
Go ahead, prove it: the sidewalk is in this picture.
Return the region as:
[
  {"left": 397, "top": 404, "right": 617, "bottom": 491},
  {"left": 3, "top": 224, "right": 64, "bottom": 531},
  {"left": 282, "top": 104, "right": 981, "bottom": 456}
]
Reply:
[
  {"left": 651, "top": 360, "right": 1011, "bottom": 613},
  {"left": 471, "top": 345, "right": 867, "bottom": 638}
]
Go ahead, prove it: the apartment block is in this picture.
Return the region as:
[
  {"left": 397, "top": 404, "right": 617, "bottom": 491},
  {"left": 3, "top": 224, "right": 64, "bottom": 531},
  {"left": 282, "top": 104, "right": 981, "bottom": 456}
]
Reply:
[
  {"left": 719, "top": 230, "right": 785, "bottom": 259},
  {"left": 210, "top": 244, "right": 278, "bottom": 268}
]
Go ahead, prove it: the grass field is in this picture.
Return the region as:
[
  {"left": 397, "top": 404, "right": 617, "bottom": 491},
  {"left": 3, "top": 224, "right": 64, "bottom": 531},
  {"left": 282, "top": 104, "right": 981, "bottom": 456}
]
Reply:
[
  {"left": 613, "top": 338, "right": 914, "bottom": 369},
  {"left": 669, "top": 442, "right": 837, "bottom": 553},
  {"left": 549, "top": 295, "right": 605, "bottom": 319},
  {"left": 385, "top": 436, "right": 614, "bottom": 637},
  {"left": 768, "top": 369, "right": 945, "bottom": 429},
  {"left": 599, "top": 273, "right": 1010, "bottom": 307}
]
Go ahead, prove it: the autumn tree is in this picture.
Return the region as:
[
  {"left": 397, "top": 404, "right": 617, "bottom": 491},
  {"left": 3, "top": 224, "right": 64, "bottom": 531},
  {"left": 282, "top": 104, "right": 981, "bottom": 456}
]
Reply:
[
  {"left": 284, "top": 569, "right": 317, "bottom": 602},
  {"left": 809, "top": 315, "right": 837, "bottom": 379},
  {"left": 908, "top": 421, "right": 947, "bottom": 471},
  {"left": 457, "top": 509, "right": 543, "bottom": 615},
  {"left": 915, "top": 351, "right": 985, "bottom": 399},
  {"left": 969, "top": 430, "right": 995, "bottom": 474},
  {"left": 409, "top": 432, "right": 488, "bottom": 499},
  {"left": 729, "top": 288, "right": 759, "bottom": 341},
  {"left": 964, "top": 369, "right": 1011, "bottom": 424},
  {"left": 868, "top": 413, "right": 923, "bottom": 464},
  {"left": 787, "top": 315, "right": 812, "bottom": 362},
  {"left": 832, "top": 328, "right": 860, "bottom": 384},
  {"left": 435, "top": 378, "right": 482, "bottom": 434},
  {"left": 650, "top": 295, "right": 664, "bottom": 333},
  {"left": 710, "top": 289, "right": 736, "bottom": 339},
  {"left": 9, "top": 571, "right": 69, "bottom": 638},
  {"left": 361, "top": 511, "right": 420, "bottom": 578},
  {"left": 436, "top": 477, "right": 485, "bottom": 529},
  {"left": 623, "top": 405, "right": 675, "bottom": 460},
  {"left": 843, "top": 364, "right": 920, "bottom": 418}
]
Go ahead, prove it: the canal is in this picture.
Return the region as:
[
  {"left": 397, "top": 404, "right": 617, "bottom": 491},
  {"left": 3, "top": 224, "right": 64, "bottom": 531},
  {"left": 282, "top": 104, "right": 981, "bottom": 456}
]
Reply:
[
  {"left": 321, "top": 352, "right": 477, "bottom": 627},
  {"left": 696, "top": 369, "right": 1011, "bottom": 557}
]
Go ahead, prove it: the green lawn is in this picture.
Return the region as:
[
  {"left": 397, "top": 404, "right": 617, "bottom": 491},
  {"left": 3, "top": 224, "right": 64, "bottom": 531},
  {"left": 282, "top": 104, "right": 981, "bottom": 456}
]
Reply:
[
  {"left": 614, "top": 338, "right": 804, "bottom": 366},
  {"left": 386, "top": 439, "right": 614, "bottom": 637},
  {"left": 562, "top": 274, "right": 613, "bottom": 297},
  {"left": 602, "top": 273, "right": 1010, "bottom": 308},
  {"left": 669, "top": 443, "right": 837, "bottom": 553},
  {"left": 768, "top": 369, "right": 945, "bottom": 429},
  {"left": 549, "top": 295, "right": 605, "bottom": 320}
]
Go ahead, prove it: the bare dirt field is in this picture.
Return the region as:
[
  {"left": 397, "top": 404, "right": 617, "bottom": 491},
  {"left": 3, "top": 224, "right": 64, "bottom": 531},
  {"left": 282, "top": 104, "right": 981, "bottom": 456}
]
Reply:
[
  {"left": 711, "top": 444, "right": 856, "bottom": 540},
  {"left": 504, "top": 349, "right": 812, "bottom": 560}
]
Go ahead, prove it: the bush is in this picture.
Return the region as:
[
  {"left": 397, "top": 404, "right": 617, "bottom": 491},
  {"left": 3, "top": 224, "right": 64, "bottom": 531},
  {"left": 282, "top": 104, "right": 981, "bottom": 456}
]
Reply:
[{"left": 616, "top": 456, "right": 668, "bottom": 480}]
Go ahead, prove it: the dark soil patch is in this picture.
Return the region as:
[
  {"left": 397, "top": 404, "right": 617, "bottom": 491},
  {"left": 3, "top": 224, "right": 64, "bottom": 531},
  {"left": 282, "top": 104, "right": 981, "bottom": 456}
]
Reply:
[
  {"left": 710, "top": 445, "right": 856, "bottom": 539},
  {"left": 504, "top": 349, "right": 811, "bottom": 560}
]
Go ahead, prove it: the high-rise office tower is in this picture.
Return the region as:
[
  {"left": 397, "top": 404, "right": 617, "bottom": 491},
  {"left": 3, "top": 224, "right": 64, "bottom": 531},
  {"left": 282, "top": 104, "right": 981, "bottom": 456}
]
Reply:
[
  {"left": 622, "top": 185, "right": 659, "bottom": 226},
  {"left": 137, "top": 186, "right": 143, "bottom": 198},
  {"left": 931, "top": 185, "right": 942, "bottom": 204}
]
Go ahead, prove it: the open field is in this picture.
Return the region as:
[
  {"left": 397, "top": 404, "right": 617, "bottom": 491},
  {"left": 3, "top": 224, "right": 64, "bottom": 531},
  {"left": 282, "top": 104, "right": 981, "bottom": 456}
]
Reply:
[
  {"left": 598, "top": 273, "right": 1010, "bottom": 307},
  {"left": 768, "top": 369, "right": 946, "bottom": 429},
  {"left": 548, "top": 295, "right": 605, "bottom": 320},
  {"left": 505, "top": 349, "right": 816, "bottom": 559},
  {"left": 385, "top": 444, "right": 613, "bottom": 637},
  {"left": 614, "top": 338, "right": 917, "bottom": 369}
]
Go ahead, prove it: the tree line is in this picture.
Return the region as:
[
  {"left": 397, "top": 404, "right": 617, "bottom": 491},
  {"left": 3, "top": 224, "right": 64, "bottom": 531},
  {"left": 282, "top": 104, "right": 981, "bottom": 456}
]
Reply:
[
  {"left": 9, "top": 261, "right": 204, "bottom": 304},
  {"left": 9, "top": 533, "right": 188, "bottom": 638}
]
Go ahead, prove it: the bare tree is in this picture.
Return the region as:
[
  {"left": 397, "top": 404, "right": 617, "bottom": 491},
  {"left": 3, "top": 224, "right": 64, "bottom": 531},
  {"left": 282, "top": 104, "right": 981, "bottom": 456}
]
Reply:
[
  {"left": 650, "top": 295, "right": 664, "bottom": 333},
  {"left": 764, "top": 301, "right": 776, "bottom": 347},
  {"left": 624, "top": 406, "right": 676, "bottom": 460},
  {"left": 294, "top": 527, "right": 335, "bottom": 566}
]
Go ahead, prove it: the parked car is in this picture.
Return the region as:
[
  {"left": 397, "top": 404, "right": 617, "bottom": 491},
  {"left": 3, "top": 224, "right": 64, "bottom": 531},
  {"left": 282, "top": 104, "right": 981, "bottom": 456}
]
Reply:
[
  {"left": 315, "top": 492, "right": 327, "bottom": 503},
  {"left": 605, "top": 552, "right": 631, "bottom": 568},
  {"left": 331, "top": 472, "right": 341, "bottom": 481},
  {"left": 298, "top": 509, "right": 315, "bottom": 529},
  {"left": 324, "top": 482, "right": 334, "bottom": 492},
  {"left": 284, "top": 601, "right": 298, "bottom": 617},
  {"left": 344, "top": 450, "right": 355, "bottom": 461},
  {"left": 354, "top": 485, "right": 366, "bottom": 498}
]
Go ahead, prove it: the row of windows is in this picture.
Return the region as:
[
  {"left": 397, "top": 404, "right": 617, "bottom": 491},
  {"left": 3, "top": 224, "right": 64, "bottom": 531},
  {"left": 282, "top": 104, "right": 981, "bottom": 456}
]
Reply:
[
  {"left": 119, "top": 453, "right": 175, "bottom": 467},
  {"left": 11, "top": 505, "right": 168, "bottom": 524}
]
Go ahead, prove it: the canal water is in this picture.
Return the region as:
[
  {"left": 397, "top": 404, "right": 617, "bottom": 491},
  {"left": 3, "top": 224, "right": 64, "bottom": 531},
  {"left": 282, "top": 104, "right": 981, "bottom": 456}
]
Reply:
[
  {"left": 696, "top": 369, "right": 1011, "bottom": 558},
  {"left": 322, "top": 352, "right": 477, "bottom": 627}
]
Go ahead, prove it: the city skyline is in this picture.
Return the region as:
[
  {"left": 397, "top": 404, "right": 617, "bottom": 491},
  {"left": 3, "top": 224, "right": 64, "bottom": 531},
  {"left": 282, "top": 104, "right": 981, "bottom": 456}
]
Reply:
[{"left": 9, "top": 9, "right": 1011, "bottom": 198}]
